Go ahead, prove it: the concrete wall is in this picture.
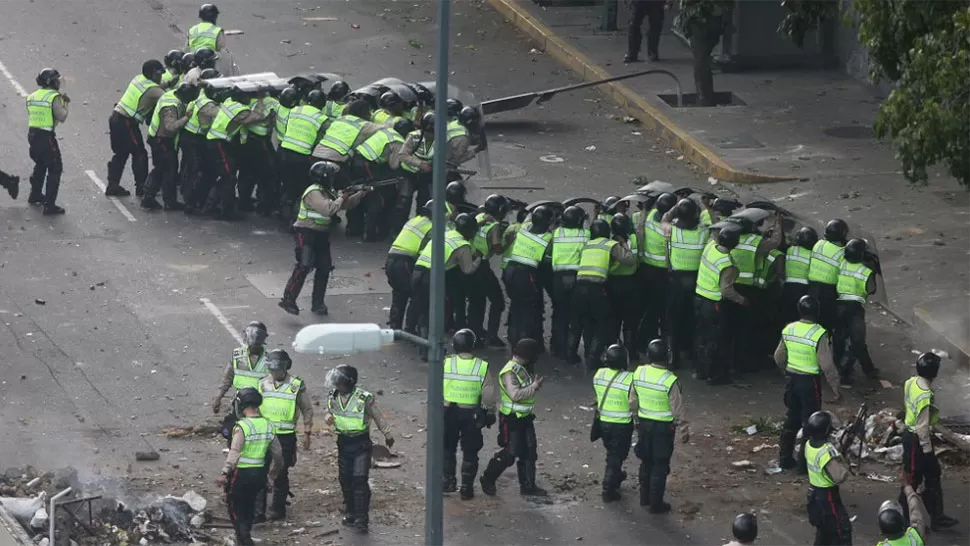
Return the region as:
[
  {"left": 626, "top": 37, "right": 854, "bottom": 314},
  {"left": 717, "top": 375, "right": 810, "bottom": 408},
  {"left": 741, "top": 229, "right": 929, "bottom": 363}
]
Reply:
[{"left": 833, "top": 0, "right": 894, "bottom": 95}]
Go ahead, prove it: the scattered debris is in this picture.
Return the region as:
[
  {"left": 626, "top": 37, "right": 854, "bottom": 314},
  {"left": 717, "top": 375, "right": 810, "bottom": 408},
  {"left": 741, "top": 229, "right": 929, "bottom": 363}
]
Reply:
[
  {"left": 744, "top": 425, "right": 758, "bottom": 436},
  {"left": 751, "top": 443, "right": 778, "bottom": 453},
  {"left": 731, "top": 460, "right": 755, "bottom": 469},
  {"left": 302, "top": 16, "right": 338, "bottom": 21},
  {"left": 408, "top": 39, "right": 423, "bottom": 49},
  {"left": 764, "top": 464, "right": 784, "bottom": 475},
  {"left": 865, "top": 473, "right": 895, "bottom": 483},
  {"left": 374, "top": 461, "right": 401, "bottom": 469},
  {"left": 135, "top": 451, "right": 160, "bottom": 462},
  {"left": 162, "top": 424, "right": 222, "bottom": 438},
  {"left": 584, "top": 145, "right": 597, "bottom": 152},
  {"left": 34, "top": 299, "right": 46, "bottom": 305},
  {"left": 622, "top": 116, "right": 638, "bottom": 124},
  {"left": 224, "top": 29, "right": 244, "bottom": 35}
]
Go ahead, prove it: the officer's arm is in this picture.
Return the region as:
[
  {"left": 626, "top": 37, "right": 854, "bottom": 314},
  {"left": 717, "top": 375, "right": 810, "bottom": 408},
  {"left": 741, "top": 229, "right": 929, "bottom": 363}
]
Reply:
[
  {"left": 296, "top": 383, "right": 314, "bottom": 431},
  {"left": 816, "top": 333, "right": 842, "bottom": 398},
  {"left": 669, "top": 381, "right": 688, "bottom": 431},
  {"left": 453, "top": 246, "right": 482, "bottom": 275},
  {"left": 216, "top": 30, "right": 227, "bottom": 52},
  {"left": 628, "top": 387, "right": 640, "bottom": 422},
  {"left": 755, "top": 215, "right": 783, "bottom": 258},
  {"left": 240, "top": 98, "right": 268, "bottom": 125},
  {"left": 137, "top": 87, "right": 165, "bottom": 124},
  {"left": 502, "top": 370, "right": 537, "bottom": 402},
  {"left": 160, "top": 106, "right": 189, "bottom": 133},
  {"left": 199, "top": 103, "right": 218, "bottom": 126},
  {"left": 773, "top": 340, "right": 788, "bottom": 372},
  {"left": 305, "top": 189, "right": 343, "bottom": 217},
  {"left": 481, "top": 372, "right": 498, "bottom": 410},
  {"left": 267, "top": 436, "right": 284, "bottom": 481},
  {"left": 221, "top": 427, "right": 245, "bottom": 475},
  {"left": 865, "top": 273, "right": 877, "bottom": 295},
  {"left": 213, "top": 362, "right": 235, "bottom": 405},
  {"left": 487, "top": 223, "right": 505, "bottom": 254},
  {"left": 824, "top": 456, "right": 850, "bottom": 485},
  {"left": 915, "top": 405, "right": 934, "bottom": 453},
  {"left": 610, "top": 242, "right": 637, "bottom": 267},
  {"left": 400, "top": 136, "right": 425, "bottom": 171},
  {"left": 387, "top": 142, "right": 404, "bottom": 170},
  {"left": 365, "top": 395, "right": 393, "bottom": 439},
  {"left": 718, "top": 266, "right": 747, "bottom": 305},
  {"left": 354, "top": 122, "right": 381, "bottom": 149},
  {"left": 902, "top": 484, "right": 929, "bottom": 540},
  {"left": 52, "top": 96, "right": 69, "bottom": 123}
]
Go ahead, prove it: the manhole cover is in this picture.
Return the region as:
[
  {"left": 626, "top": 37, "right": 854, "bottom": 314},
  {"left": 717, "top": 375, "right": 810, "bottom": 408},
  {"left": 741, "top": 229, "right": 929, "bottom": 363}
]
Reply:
[
  {"left": 824, "top": 126, "right": 873, "bottom": 139},
  {"left": 245, "top": 269, "right": 390, "bottom": 299}
]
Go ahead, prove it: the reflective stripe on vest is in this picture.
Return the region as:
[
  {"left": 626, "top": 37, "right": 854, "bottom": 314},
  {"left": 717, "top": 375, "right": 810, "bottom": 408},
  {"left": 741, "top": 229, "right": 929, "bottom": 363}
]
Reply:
[
  {"left": 259, "top": 377, "right": 303, "bottom": 433},
  {"left": 187, "top": 22, "right": 222, "bottom": 52},
  {"left": 633, "top": 365, "right": 676, "bottom": 421},
  {"left": 415, "top": 230, "right": 468, "bottom": 271},
  {"left": 754, "top": 249, "right": 783, "bottom": 288},
  {"left": 642, "top": 216, "right": 666, "bottom": 266},
  {"left": 577, "top": 238, "right": 617, "bottom": 279},
  {"left": 390, "top": 216, "right": 432, "bottom": 256},
  {"left": 695, "top": 245, "right": 732, "bottom": 301},
  {"left": 499, "top": 361, "right": 535, "bottom": 417},
  {"left": 401, "top": 130, "right": 432, "bottom": 173},
  {"left": 837, "top": 261, "right": 872, "bottom": 303},
  {"left": 808, "top": 240, "right": 844, "bottom": 285},
  {"left": 184, "top": 95, "right": 214, "bottom": 134},
  {"left": 472, "top": 213, "right": 498, "bottom": 257},
  {"left": 207, "top": 100, "right": 249, "bottom": 141},
  {"left": 877, "top": 526, "right": 924, "bottom": 546},
  {"left": 700, "top": 209, "right": 713, "bottom": 227},
  {"left": 805, "top": 441, "right": 837, "bottom": 488},
  {"left": 731, "top": 234, "right": 761, "bottom": 285},
  {"left": 148, "top": 90, "right": 184, "bottom": 138},
  {"left": 669, "top": 226, "right": 707, "bottom": 271},
  {"left": 508, "top": 230, "right": 552, "bottom": 268},
  {"left": 551, "top": 227, "right": 590, "bottom": 271},
  {"left": 118, "top": 75, "right": 159, "bottom": 123},
  {"left": 904, "top": 377, "right": 938, "bottom": 431},
  {"left": 328, "top": 388, "right": 370, "bottom": 434},
  {"left": 782, "top": 321, "right": 825, "bottom": 374},
  {"left": 297, "top": 184, "right": 332, "bottom": 227},
  {"left": 324, "top": 101, "right": 345, "bottom": 118},
  {"left": 501, "top": 223, "right": 521, "bottom": 270},
  {"left": 26, "top": 89, "right": 59, "bottom": 131},
  {"left": 609, "top": 233, "right": 638, "bottom": 276},
  {"left": 593, "top": 368, "right": 634, "bottom": 423},
  {"left": 320, "top": 115, "right": 367, "bottom": 157},
  {"left": 231, "top": 348, "right": 267, "bottom": 390},
  {"left": 246, "top": 97, "right": 278, "bottom": 137},
  {"left": 372, "top": 109, "right": 394, "bottom": 125},
  {"left": 275, "top": 105, "right": 291, "bottom": 137},
  {"left": 280, "top": 105, "right": 326, "bottom": 155},
  {"left": 236, "top": 417, "right": 274, "bottom": 468},
  {"left": 357, "top": 127, "right": 403, "bottom": 163},
  {"left": 446, "top": 119, "right": 467, "bottom": 141},
  {"left": 785, "top": 246, "right": 812, "bottom": 285},
  {"left": 443, "top": 355, "right": 487, "bottom": 405}
]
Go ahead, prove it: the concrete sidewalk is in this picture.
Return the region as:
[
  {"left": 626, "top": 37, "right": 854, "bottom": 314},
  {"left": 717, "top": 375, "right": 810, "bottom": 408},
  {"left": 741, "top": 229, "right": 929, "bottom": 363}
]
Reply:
[{"left": 486, "top": 0, "right": 969, "bottom": 362}]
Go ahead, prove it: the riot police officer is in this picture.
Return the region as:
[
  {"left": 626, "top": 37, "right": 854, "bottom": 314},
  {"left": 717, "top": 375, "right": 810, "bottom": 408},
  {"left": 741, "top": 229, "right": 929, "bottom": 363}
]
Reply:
[
  {"left": 783, "top": 226, "right": 818, "bottom": 324},
  {"left": 161, "top": 50, "right": 184, "bottom": 89},
  {"left": 25, "top": 68, "right": 68, "bottom": 214},
  {"left": 354, "top": 118, "right": 414, "bottom": 241},
  {"left": 694, "top": 224, "right": 746, "bottom": 384},
  {"left": 804, "top": 410, "right": 851, "bottom": 545},
  {"left": 395, "top": 112, "right": 436, "bottom": 231},
  {"left": 187, "top": 4, "right": 225, "bottom": 54},
  {"left": 504, "top": 205, "right": 554, "bottom": 348},
  {"left": 724, "top": 513, "right": 758, "bottom": 545},
  {"left": 664, "top": 198, "right": 707, "bottom": 368},
  {"left": 878, "top": 485, "right": 928, "bottom": 546},
  {"left": 373, "top": 91, "right": 406, "bottom": 125},
  {"left": 592, "top": 344, "right": 635, "bottom": 502},
  {"left": 808, "top": 219, "right": 848, "bottom": 332},
  {"left": 143, "top": 82, "right": 199, "bottom": 211},
  {"left": 278, "top": 89, "right": 328, "bottom": 220},
  {"left": 468, "top": 194, "right": 510, "bottom": 347},
  {"left": 385, "top": 200, "right": 432, "bottom": 331},
  {"left": 834, "top": 238, "right": 879, "bottom": 383},
  {"left": 637, "top": 192, "right": 677, "bottom": 351},
  {"left": 608, "top": 214, "right": 641, "bottom": 355},
  {"left": 212, "top": 321, "right": 269, "bottom": 414},
  {"left": 550, "top": 206, "right": 589, "bottom": 360},
  {"left": 107, "top": 60, "right": 166, "bottom": 197}
]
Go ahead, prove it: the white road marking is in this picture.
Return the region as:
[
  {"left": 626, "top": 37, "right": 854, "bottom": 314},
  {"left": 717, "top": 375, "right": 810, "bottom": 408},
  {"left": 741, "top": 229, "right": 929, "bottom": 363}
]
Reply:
[
  {"left": 0, "top": 60, "right": 28, "bottom": 97},
  {"left": 201, "top": 297, "right": 243, "bottom": 345},
  {"left": 84, "top": 170, "right": 137, "bottom": 222}
]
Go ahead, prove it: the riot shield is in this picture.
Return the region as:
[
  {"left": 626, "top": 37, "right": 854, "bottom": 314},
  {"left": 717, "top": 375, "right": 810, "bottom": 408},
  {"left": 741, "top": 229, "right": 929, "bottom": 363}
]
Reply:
[
  {"left": 419, "top": 81, "right": 491, "bottom": 179},
  {"left": 205, "top": 72, "right": 281, "bottom": 90}
]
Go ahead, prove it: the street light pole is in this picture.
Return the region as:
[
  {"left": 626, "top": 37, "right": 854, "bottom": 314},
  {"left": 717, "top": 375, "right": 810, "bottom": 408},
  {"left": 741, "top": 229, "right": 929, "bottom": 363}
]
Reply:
[{"left": 426, "top": 0, "right": 451, "bottom": 544}]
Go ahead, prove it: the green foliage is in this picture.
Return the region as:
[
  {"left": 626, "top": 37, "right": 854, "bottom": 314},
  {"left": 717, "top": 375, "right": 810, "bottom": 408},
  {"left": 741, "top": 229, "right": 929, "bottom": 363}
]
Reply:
[
  {"left": 777, "top": 0, "right": 839, "bottom": 48},
  {"left": 674, "top": 0, "right": 734, "bottom": 38}
]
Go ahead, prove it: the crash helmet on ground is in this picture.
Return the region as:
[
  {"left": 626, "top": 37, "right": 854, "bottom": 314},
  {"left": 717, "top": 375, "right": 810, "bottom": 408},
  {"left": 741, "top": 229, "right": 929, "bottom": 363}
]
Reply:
[
  {"left": 483, "top": 194, "right": 509, "bottom": 220},
  {"left": 309, "top": 161, "right": 340, "bottom": 185},
  {"left": 329, "top": 80, "right": 351, "bottom": 102},
  {"left": 646, "top": 338, "right": 667, "bottom": 364},
  {"left": 610, "top": 213, "right": 632, "bottom": 238},
  {"left": 445, "top": 181, "right": 466, "bottom": 205},
  {"left": 452, "top": 328, "right": 476, "bottom": 353},
  {"left": 797, "top": 295, "right": 819, "bottom": 322},
  {"left": 454, "top": 213, "right": 479, "bottom": 240},
  {"left": 843, "top": 238, "right": 867, "bottom": 263},
  {"left": 265, "top": 349, "right": 292, "bottom": 372},
  {"left": 805, "top": 411, "right": 833, "bottom": 441},
  {"left": 602, "top": 344, "right": 629, "bottom": 370},
  {"left": 732, "top": 513, "right": 758, "bottom": 544},
  {"left": 561, "top": 206, "right": 585, "bottom": 228},
  {"left": 716, "top": 223, "right": 743, "bottom": 250},
  {"left": 589, "top": 219, "right": 611, "bottom": 239},
  {"left": 915, "top": 351, "right": 941, "bottom": 379},
  {"left": 793, "top": 226, "right": 819, "bottom": 250},
  {"left": 824, "top": 218, "right": 849, "bottom": 243},
  {"left": 35, "top": 68, "right": 61, "bottom": 89}
]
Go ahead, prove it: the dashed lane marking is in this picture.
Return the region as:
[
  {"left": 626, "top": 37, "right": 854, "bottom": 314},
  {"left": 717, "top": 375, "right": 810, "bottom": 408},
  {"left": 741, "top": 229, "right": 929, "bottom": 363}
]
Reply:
[
  {"left": 200, "top": 297, "right": 244, "bottom": 345},
  {"left": 84, "top": 170, "right": 138, "bottom": 223},
  {"left": 0, "top": 60, "right": 27, "bottom": 97}
]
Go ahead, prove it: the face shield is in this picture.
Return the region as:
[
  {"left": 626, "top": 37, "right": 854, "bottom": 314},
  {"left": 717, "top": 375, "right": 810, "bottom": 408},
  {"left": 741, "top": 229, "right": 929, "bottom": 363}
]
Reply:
[
  {"left": 326, "top": 366, "right": 355, "bottom": 392},
  {"left": 242, "top": 324, "right": 267, "bottom": 347}
]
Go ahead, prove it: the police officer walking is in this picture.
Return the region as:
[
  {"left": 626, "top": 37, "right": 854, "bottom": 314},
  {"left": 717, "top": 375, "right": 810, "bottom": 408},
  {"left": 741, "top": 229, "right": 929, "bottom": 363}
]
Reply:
[
  {"left": 480, "top": 338, "right": 546, "bottom": 497},
  {"left": 724, "top": 513, "right": 758, "bottom": 545},
  {"left": 878, "top": 483, "right": 928, "bottom": 546},
  {"left": 279, "top": 161, "right": 367, "bottom": 316},
  {"left": 143, "top": 83, "right": 198, "bottom": 210},
  {"left": 325, "top": 364, "right": 394, "bottom": 534},
  {"left": 834, "top": 238, "right": 879, "bottom": 384},
  {"left": 107, "top": 60, "right": 166, "bottom": 197},
  {"left": 664, "top": 199, "right": 708, "bottom": 369},
  {"left": 803, "top": 410, "right": 851, "bottom": 545},
  {"left": 694, "top": 224, "right": 746, "bottom": 384},
  {"left": 774, "top": 295, "right": 842, "bottom": 473},
  {"left": 257, "top": 349, "right": 313, "bottom": 521},
  {"left": 25, "top": 68, "right": 68, "bottom": 214},
  {"left": 442, "top": 330, "right": 496, "bottom": 500},
  {"left": 901, "top": 351, "right": 959, "bottom": 530},
  {"left": 385, "top": 201, "right": 431, "bottom": 331},
  {"left": 212, "top": 321, "right": 269, "bottom": 415},
  {"left": 187, "top": 4, "right": 225, "bottom": 54},
  {"left": 808, "top": 219, "right": 848, "bottom": 332},
  {"left": 632, "top": 338, "right": 688, "bottom": 513},
  {"left": 592, "top": 344, "right": 635, "bottom": 502},
  {"left": 504, "top": 205, "right": 554, "bottom": 348},
  {"left": 468, "top": 194, "right": 511, "bottom": 347},
  {"left": 624, "top": 0, "right": 669, "bottom": 62},
  {"left": 216, "top": 388, "right": 283, "bottom": 546},
  {"left": 550, "top": 206, "right": 589, "bottom": 361},
  {"left": 783, "top": 227, "right": 818, "bottom": 324}
]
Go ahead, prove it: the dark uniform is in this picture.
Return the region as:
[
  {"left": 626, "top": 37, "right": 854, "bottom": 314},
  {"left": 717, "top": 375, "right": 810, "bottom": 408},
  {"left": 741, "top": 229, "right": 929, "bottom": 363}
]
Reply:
[
  {"left": 607, "top": 215, "right": 642, "bottom": 356},
  {"left": 693, "top": 228, "right": 746, "bottom": 384},
  {"left": 108, "top": 67, "right": 164, "bottom": 197},
  {"left": 807, "top": 238, "right": 845, "bottom": 332},
  {"left": 636, "top": 207, "right": 670, "bottom": 347},
  {"left": 468, "top": 211, "right": 508, "bottom": 346},
  {"left": 804, "top": 413, "right": 851, "bottom": 545},
  {"left": 549, "top": 219, "right": 589, "bottom": 359},
  {"left": 278, "top": 99, "right": 328, "bottom": 219},
  {"left": 144, "top": 85, "right": 196, "bottom": 210},
  {"left": 441, "top": 351, "right": 495, "bottom": 499},
  {"left": 203, "top": 94, "right": 268, "bottom": 218},
  {"left": 727, "top": 217, "right": 782, "bottom": 373},
  {"left": 385, "top": 213, "right": 432, "bottom": 330},
  {"left": 25, "top": 70, "right": 68, "bottom": 213},
  {"left": 625, "top": 0, "right": 667, "bottom": 63},
  {"left": 592, "top": 348, "right": 635, "bottom": 502},
  {"left": 410, "top": 222, "right": 481, "bottom": 339},
  {"left": 833, "top": 240, "right": 879, "bottom": 382},
  {"left": 664, "top": 218, "right": 707, "bottom": 369},
  {"left": 237, "top": 96, "right": 279, "bottom": 214},
  {"left": 503, "top": 224, "right": 553, "bottom": 348}
]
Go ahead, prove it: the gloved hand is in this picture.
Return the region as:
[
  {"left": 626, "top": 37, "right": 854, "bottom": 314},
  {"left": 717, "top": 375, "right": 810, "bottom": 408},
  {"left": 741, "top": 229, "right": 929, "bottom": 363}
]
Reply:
[{"left": 484, "top": 411, "right": 497, "bottom": 428}]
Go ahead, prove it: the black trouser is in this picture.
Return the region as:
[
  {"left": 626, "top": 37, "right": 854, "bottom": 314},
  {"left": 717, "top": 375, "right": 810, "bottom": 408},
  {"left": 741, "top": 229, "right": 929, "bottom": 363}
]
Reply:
[
  {"left": 179, "top": 132, "right": 205, "bottom": 206},
  {"left": 551, "top": 271, "right": 577, "bottom": 357},
  {"left": 782, "top": 282, "right": 810, "bottom": 326},
  {"left": 467, "top": 264, "right": 505, "bottom": 341},
  {"left": 386, "top": 253, "right": 416, "bottom": 330},
  {"left": 274, "top": 433, "right": 297, "bottom": 516},
  {"left": 628, "top": 0, "right": 665, "bottom": 58},
  {"left": 667, "top": 271, "right": 697, "bottom": 368},
  {"left": 443, "top": 406, "right": 484, "bottom": 489},
  {"left": 238, "top": 135, "right": 277, "bottom": 213},
  {"left": 807, "top": 486, "right": 852, "bottom": 545},
  {"left": 483, "top": 413, "right": 538, "bottom": 490},
  {"left": 731, "top": 285, "right": 759, "bottom": 373},
  {"left": 780, "top": 372, "right": 821, "bottom": 469},
  {"left": 808, "top": 281, "right": 838, "bottom": 332},
  {"left": 203, "top": 139, "right": 239, "bottom": 215},
  {"left": 337, "top": 433, "right": 372, "bottom": 525},
  {"left": 835, "top": 301, "right": 875, "bottom": 379},
  {"left": 569, "top": 281, "right": 612, "bottom": 369},
  {"left": 392, "top": 172, "right": 432, "bottom": 234},
  {"left": 694, "top": 296, "right": 733, "bottom": 383},
  {"left": 607, "top": 274, "right": 641, "bottom": 356},
  {"left": 107, "top": 111, "right": 148, "bottom": 191},
  {"left": 283, "top": 229, "right": 332, "bottom": 310},
  {"left": 27, "top": 128, "right": 62, "bottom": 206},
  {"left": 279, "top": 148, "right": 313, "bottom": 221},
  {"left": 638, "top": 266, "right": 668, "bottom": 352},
  {"left": 349, "top": 158, "right": 396, "bottom": 242},
  {"left": 410, "top": 267, "right": 460, "bottom": 340},
  {"left": 600, "top": 421, "right": 634, "bottom": 495},
  {"left": 226, "top": 466, "right": 266, "bottom": 546},
  {"left": 146, "top": 135, "right": 179, "bottom": 205},
  {"left": 901, "top": 430, "right": 947, "bottom": 522},
  {"left": 635, "top": 420, "right": 675, "bottom": 507},
  {"left": 503, "top": 263, "right": 541, "bottom": 348}
]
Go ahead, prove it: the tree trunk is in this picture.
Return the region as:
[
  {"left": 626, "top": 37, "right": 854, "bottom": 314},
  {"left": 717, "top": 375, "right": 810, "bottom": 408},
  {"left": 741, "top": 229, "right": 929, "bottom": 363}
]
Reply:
[{"left": 688, "top": 18, "right": 723, "bottom": 107}]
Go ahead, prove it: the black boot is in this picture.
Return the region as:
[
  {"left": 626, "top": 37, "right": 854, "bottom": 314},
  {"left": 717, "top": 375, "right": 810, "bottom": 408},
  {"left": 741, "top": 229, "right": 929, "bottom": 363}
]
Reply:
[
  {"left": 779, "top": 429, "right": 797, "bottom": 470},
  {"left": 443, "top": 454, "right": 458, "bottom": 493},
  {"left": 520, "top": 460, "right": 547, "bottom": 496},
  {"left": 253, "top": 489, "right": 267, "bottom": 523},
  {"left": 459, "top": 461, "right": 478, "bottom": 500},
  {"left": 638, "top": 468, "right": 650, "bottom": 507},
  {"left": 648, "top": 475, "right": 671, "bottom": 513},
  {"left": 602, "top": 467, "right": 620, "bottom": 502},
  {"left": 480, "top": 456, "right": 508, "bottom": 496},
  {"left": 928, "top": 488, "right": 959, "bottom": 530},
  {"left": 353, "top": 482, "right": 370, "bottom": 533}
]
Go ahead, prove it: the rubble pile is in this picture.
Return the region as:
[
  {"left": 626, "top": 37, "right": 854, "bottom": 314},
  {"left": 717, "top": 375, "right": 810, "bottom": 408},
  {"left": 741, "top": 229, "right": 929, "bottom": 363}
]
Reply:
[{"left": 835, "top": 409, "right": 970, "bottom": 466}]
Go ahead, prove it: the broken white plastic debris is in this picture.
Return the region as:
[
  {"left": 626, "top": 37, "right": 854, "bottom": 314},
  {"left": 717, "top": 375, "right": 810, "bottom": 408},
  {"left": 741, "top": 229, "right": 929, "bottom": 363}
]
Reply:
[
  {"left": 584, "top": 145, "right": 597, "bottom": 152},
  {"left": 708, "top": 176, "right": 719, "bottom": 185},
  {"left": 744, "top": 425, "right": 758, "bottom": 435}
]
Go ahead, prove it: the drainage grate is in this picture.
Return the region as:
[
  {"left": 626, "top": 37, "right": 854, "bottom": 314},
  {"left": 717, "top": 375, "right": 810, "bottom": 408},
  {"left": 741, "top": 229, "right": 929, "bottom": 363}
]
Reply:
[
  {"left": 824, "top": 126, "right": 873, "bottom": 139},
  {"left": 657, "top": 92, "right": 746, "bottom": 107}
]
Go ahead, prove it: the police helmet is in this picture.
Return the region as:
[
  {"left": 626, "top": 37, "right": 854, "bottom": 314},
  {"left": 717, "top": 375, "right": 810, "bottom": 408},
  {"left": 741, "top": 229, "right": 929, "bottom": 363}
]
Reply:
[
  {"left": 194, "top": 47, "right": 219, "bottom": 67},
  {"left": 675, "top": 198, "right": 700, "bottom": 223},
  {"left": 393, "top": 118, "right": 415, "bottom": 137},
  {"left": 379, "top": 91, "right": 402, "bottom": 110},
  {"left": 331, "top": 364, "right": 358, "bottom": 390},
  {"left": 35, "top": 68, "right": 61, "bottom": 90},
  {"left": 712, "top": 197, "right": 741, "bottom": 217},
  {"left": 824, "top": 218, "right": 849, "bottom": 243},
  {"left": 453, "top": 328, "right": 476, "bottom": 353},
  {"left": 646, "top": 338, "right": 667, "bottom": 364},
  {"left": 561, "top": 206, "right": 585, "bottom": 228},
  {"left": 915, "top": 351, "right": 941, "bottom": 379},
  {"left": 732, "top": 513, "right": 758, "bottom": 544},
  {"left": 445, "top": 98, "right": 464, "bottom": 118},
  {"left": 793, "top": 226, "right": 819, "bottom": 250},
  {"left": 234, "top": 387, "right": 262, "bottom": 411},
  {"left": 602, "top": 196, "right": 619, "bottom": 210},
  {"left": 200, "top": 68, "right": 221, "bottom": 81},
  {"left": 483, "top": 194, "right": 509, "bottom": 220},
  {"left": 419, "top": 199, "right": 434, "bottom": 217},
  {"left": 716, "top": 224, "right": 743, "bottom": 250},
  {"left": 242, "top": 321, "right": 268, "bottom": 346},
  {"left": 458, "top": 106, "right": 481, "bottom": 128},
  {"left": 420, "top": 112, "right": 435, "bottom": 132},
  {"left": 174, "top": 83, "right": 200, "bottom": 103},
  {"left": 306, "top": 89, "right": 327, "bottom": 109},
  {"left": 843, "top": 238, "right": 867, "bottom": 263},
  {"left": 445, "top": 181, "right": 467, "bottom": 205},
  {"left": 531, "top": 206, "right": 553, "bottom": 232},
  {"left": 805, "top": 411, "right": 833, "bottom": 441},
  {"left": 797, "top": 295, "right": 819, "bottom": 321},
  {"left": 266, "top": 348, "right": 293, "bottom": 371},
  {"left": 589, "top": 219, "right": 611, "bottom": 239},
  {"left": 454, "top": 213, "right": 479, "bottom": 240},
  {"left": 164, "top": 49, "right": 183, "bottom": 69},
  {"left": 329, "top": 80, "right": 351, "bottom": 102},
  {"left": 411, "top": 83, "right": 434, "bottom": 106},
  {"left": 142, "top": 59, "right": 166, "bottom": 83},
  {"left": 513, "top": 338, "right": 542, "bottom": 363},
  {"left": 309, "top": 161, "right": 341, "bottom": 185},
  {"left": 655, "top": 193, "right": 677, "bottom": 215},
  {"left": 279, "top": 86, "right": 300, "bottom": 109},
  {"left": 603, "top": 344, "right": 629, "bottom": 370},
  {"left": 199, "top": 3, "right": 220, "bottom": 22},
  {"left": 230, "top": 85, "right": 252, "bottom": 104},
  {"left": 345, "top": 99, "right": 372, "bottom": 120},
  {"left": 205, "top": 85, "right": 231, "bottom": 103},
  {"left": 610, "top": 213, "right": 632, "bottom": 238},
  {"left": 181, "top": 52, "right": 198, "bottom": 71},
  {"left": 877, "top": 501, "right": 906, "bottom": 539}
]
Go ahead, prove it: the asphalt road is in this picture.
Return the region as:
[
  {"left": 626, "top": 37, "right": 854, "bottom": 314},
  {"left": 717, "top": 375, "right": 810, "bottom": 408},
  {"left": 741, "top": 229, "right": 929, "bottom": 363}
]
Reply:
[{"left": 0, "top": 1, "right": 966, "bottom": 545}]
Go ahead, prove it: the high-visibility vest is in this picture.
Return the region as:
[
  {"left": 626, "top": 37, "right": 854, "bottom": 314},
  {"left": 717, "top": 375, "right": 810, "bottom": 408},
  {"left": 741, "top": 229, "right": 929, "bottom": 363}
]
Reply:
[
  {"left": 472, "top": 213, "right": 499, "bottom": 257},
  {"left": 414, "top": 229, "right": 469, "bottom": 271},
  {"left": 117, "top": 75, "right": 160, "bottom": 123},
  {"left": 501, "top": 223, "right": 520, "bottom": 270},
  {"left": 593, "top": 368, "right": 634, "bottom": 423},
  {"left": 499, "top": 361, "right": 535, "bottom": 417},
  {"left": 372, "top": 109, "right": 394, "bottom": 125},
  {"left": 877, "top": 526, "right": 924, "bottom": 546},
  {"left": 235, "top": 417, "right": 274, "bottom": 468},
  {"left": 577, "top": 237, "right": 617, "bottom": 280},
  {"left": 642, "top": 214, "right": 666, "bottom": 267},
  {"left": 245, "top": 96, "right": 278, "bottom": 138},
  {"left": 805, "top": 441, "right": 838, "bottom": 488},
  {"left": 231, "top": 347, "right": 268, "bottom": 390},
  {"left": 328, "top": 388, "right": 371, "bottom": 434},
  {"left": 782, "top": 321, "right": 825, "bottom": 374},
  {"left": 324, "top": 101, "right": 345, "bottom": 118},
  {"left": 633, "top": 365, "right": 676, "bottom": 422},
  {"left": 754, "top": 249, "right": 784, "bottom": 288},
  {"left": 446, "top": 119, "right": 467, "bottom": 142},
  {"left": 507, "top": 229, "right": 552, "bottom": 268},
  {"left": 275, "top": 105, "right": 291, "bottom": 137},
  {"left": 160, "top": 70, "right": 181, "bottom": 88},
  {"left": 296, "top": 184, "right": 331, "bottom": 228},
  {"left": 700, "top": 209, "right": 713, "bottom": 227},
  {"left": 148, "top": 90, "right": 185, "bottom": 139},
  {"left": 808, "top": 240, "right": 844, "bottom": 285},
  {"left": 731, "top": 233, "right": 762, "bottom": 286},
  {"left": 390, "top": 216, "right": 432, "bottom": 256},
  {"left": 187, "top": 22, "right": 222, "bottom": 52},
  {"left": 442, "top": 355, "right": 487, "bottom": 406},
  {"left": 551, "top": 227, "right": 590, "bottom": 272},
  {"left": 785, "top": 246, "right": 812, "bottom": 285},
  {"left": 184, "top": 95, "right": 215, "bottom": 135},
  {"left": 401, "top": 131, "right": 433, "bottom": 173},
  {"left": 597, "top": 213, "right": 614, "bottom": 225},
  {"left": 357, "top": 127, "right": 404, "bottom": 164},
  {"left": 206, "top": 99, "right": 250, "bottom": 141},
  {"left": 836, "top": 262, "right": 872, "bottom": 303},
  {"left": 26, "top": 89, "right": 59, "bottom": 131},
  {"left": 280, "top": 105, "right": 326, "bottom": 155},
  {"left": 320, "top": 115, "right": 368, "bottom": 157},
  {"left": 695, "top": 245, "right": 733, "bottom": 301},
  {"left": 259, "top": 377, "right": 303, "bottom": 434},
  {"left": 904, "top": 377, "right": 938, "bottom": 432},
  {"left": 669, "top": 226, "right": 707, "bottom": 272},
  {"left": 610, "top": 233, "right": 638, "bottom": 276}
]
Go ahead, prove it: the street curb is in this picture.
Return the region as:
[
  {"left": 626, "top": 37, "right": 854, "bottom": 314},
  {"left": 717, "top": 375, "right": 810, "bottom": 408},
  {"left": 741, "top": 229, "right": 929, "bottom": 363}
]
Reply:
[
  {"left": 914, "top": 306, "right": 970, "bottom": 368},
  {"left": 486, "top": 0, "right": 797, "bottom": 184}
]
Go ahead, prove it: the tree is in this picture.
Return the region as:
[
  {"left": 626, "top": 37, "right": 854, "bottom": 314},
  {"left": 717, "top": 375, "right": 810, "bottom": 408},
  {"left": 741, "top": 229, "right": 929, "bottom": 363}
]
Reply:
[
  {"left": 675, "top": 0, "right": 734, "bottom": 107},
  {"left": 778, "top": 0, "right": 970, "bottom": 187}
]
